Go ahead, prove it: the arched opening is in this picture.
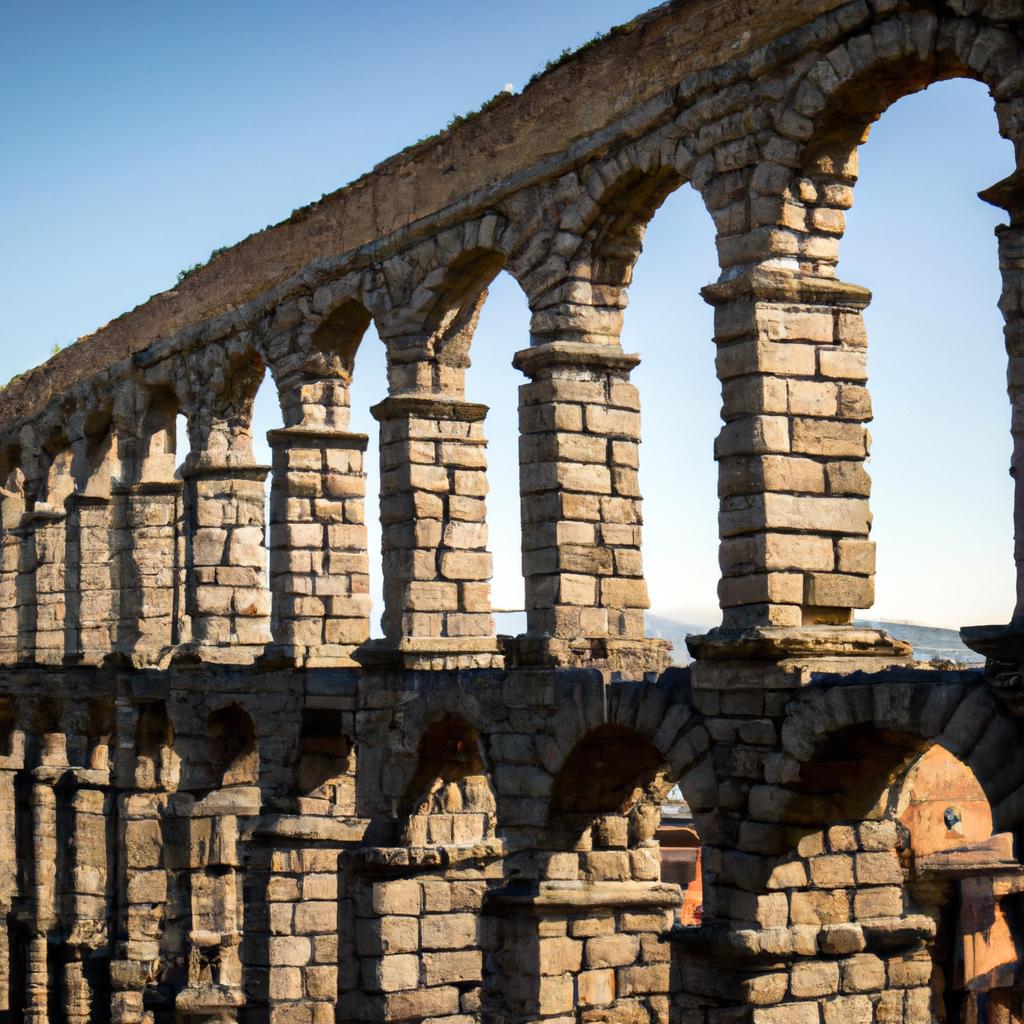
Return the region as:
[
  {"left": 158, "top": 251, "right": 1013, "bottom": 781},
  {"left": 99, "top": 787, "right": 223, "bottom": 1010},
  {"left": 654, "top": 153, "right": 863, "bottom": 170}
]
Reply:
[
  {"left": 31, "top": 698, "right": 63, "bottom": 766},
  {"left": 836, "top": 78, "right": 1015, "bottom": 637},
  {"left": 782, "top": 723, "right": 1024, "bottom": 1024},
  {"left": 85, "top": 697, "right": 114, "bottom": 772},
  {"left": 0, "top": 697, "right": 15, "bottom": 760},
  {"left": 41, "top": 437, "right": 74, "bottom": 511},
  {"left": 205, "top": 704, "right": 258, "bottom": 788},
  {"left": 486, "top": 724, "right": 695, "bottom": 1019},
  {"left": 349, "top": 320, "right": 394, "bottom": 638},
  {"left": 251, "top": 365, "right": 282, "bottom": 588},
  {"left": 548, "top": 724, "right": 703, "bottom": 921},
  {"left": 295, "top": 708, "right": 354, "bottom": 813},
  {"left": 620, "top": 182, "right": 721, "bottom": 658},
  {"left": 174, "top": 413, "right": 188, "bottom": 476},
  {"left": 134, "top": 700, "right": 176, "bottom": 790},
  {"left": 399, "top": 717, "right": 496, "bottom": 847},
  {"left": 463, "top": 268, "right": 531, "bottom": 633}
]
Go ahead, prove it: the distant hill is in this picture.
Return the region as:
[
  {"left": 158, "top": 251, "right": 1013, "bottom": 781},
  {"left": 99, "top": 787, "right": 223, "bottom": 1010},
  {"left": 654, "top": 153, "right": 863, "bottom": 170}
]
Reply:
[{"left": 495, "top": 611, "right": 983, "bottom": 666}]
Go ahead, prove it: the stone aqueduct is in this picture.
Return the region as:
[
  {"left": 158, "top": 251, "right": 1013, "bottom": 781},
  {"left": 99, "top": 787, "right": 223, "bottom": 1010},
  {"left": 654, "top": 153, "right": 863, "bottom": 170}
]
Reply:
[{"left": 2, "top": 1, "right": 1024, "bottom": 1022}]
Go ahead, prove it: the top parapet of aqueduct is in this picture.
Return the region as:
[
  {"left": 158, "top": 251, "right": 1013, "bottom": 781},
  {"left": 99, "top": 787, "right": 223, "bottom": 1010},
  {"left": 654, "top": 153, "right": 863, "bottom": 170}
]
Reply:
[{"left": 0, "top": 0, "right": 848, "bottom": 432}]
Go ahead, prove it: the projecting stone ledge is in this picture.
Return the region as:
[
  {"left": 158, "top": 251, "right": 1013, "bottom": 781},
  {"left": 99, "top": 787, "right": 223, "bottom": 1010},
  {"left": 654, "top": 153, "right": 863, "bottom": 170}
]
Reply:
[
  {"left": 504, "top": 635, "right": 672, "bottom": 676},
  {"left": 686, "top": 625, "right": 913, "bottom": 689},
  {"left": 353, "top": 636, "right": 506, "bottom": 671},
  {"left": 485, "top": 880, "right": 683, "bottom": 911}
]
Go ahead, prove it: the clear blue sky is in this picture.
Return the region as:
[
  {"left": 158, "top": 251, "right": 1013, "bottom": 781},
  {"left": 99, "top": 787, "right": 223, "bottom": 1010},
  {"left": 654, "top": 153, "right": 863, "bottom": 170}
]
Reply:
[{"left": 0, "top": 3, "right": 1015, "bottom": 631}]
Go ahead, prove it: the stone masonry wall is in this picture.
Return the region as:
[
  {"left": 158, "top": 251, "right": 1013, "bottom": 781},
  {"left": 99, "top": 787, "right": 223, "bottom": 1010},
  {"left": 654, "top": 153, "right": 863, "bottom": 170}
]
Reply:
[{"left": 1, "top": 1, "right": 1024, "bottom": 1022}]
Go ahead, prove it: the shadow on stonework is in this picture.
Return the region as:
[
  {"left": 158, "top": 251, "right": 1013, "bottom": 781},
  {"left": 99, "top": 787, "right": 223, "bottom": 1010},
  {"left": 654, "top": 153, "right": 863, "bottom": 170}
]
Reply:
[
  {"left": 338, "top": 714, "right": 499, "bottom": 1024},
  {"left": 483, "top": 721, "right": 689, "bottom": 1024},
  {"left": 672, "top": 720, "right": 1024, "bottom": 1024}
]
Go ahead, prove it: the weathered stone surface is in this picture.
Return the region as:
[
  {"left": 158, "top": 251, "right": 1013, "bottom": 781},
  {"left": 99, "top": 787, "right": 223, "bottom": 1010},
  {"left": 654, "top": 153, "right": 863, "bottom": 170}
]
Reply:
[{"left": 1, "top": 2, "right": 1022, "bottom": 1024}]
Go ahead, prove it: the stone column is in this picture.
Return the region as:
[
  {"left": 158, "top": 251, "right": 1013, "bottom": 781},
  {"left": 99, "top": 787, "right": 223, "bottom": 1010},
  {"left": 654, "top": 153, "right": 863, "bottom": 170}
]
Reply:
[
  {"left": 0, "top": 478, "right": 25, "bottom": 665},
  {"left": 512, "top": 341, "right": 668, "bottom": 674},
  {"left": 114, "top": 480, "right": 187, "bottom": 664},
  {"left": 684, "top": 268, "right": 914, "bottom": 681},
  {"left": 14, "top": 508, "right": 67, "bottom": 666},
  {"left": 26, "top": 732, "right": 67, "bottom": 1024},
  {"left": 181, "top": 462, "right": 271, "bottom": 661},
  {"left": 64, "top": 494, "right": 116, "bottom": 665},
  {"left": 948, "top": 178, "right": 1021, "bottom": 666},
  {"left": 62, "top": 767, "right": 111, "bottom": 1024},
  {"left": 702, "top": 269, "right": 880, "bottom": 632},
  {"left": 175, "top": 810, "right": 245, "bottom": 1024},
  {"left": 369, "top": 395, "right": 502, "bottom": 670},
  {"left": 110, "top": 697, "right": 175, "bottom": 1024},
  {"left": 0, "top": 724, "right": 23, "bottom": 1018},
  {"left": 998, "top": 220, "right": 1024, "bottom": 623},
  {"left": 267, "top": 427, "right": 370, "bottom": 667}
]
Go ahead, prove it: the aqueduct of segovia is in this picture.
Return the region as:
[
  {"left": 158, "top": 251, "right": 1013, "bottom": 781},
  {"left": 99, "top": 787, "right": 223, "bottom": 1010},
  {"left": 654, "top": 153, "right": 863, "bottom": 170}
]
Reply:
[{"left": 4, "top": 1, "right": 1024, "bottom": 1022}]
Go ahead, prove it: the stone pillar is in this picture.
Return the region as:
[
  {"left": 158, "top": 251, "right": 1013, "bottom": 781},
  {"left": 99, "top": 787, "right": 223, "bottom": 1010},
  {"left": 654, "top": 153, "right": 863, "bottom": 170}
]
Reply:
[
  {"left": 266, "top": 427, "right": 370, "bottom": 667},
  {"left": 181, "top": 463, "right": 271, "bottom": 661},
  {"left": 999, "top": 221, "right": 1024, "bottom": 623},
  {"left": 959, "top": 178, "right": 1023, "bottom": 666},
  {"left": 685, "top": 268, "right": 912, "bottom": 678},
  {"left": 369, "top": 395, "right": 502, "bottom": 670},
  {"left": 114, "top": 480, "right": 187, "bottom": 664},
  {"left": 14, "top": 508, "right": 67, "bottom": 666},
  {"left": 704, "top": 269, "right": 879, "bottom": 630},
  {"left": 64, "top": 494, "right": 116, "bottom": 665},
  {"left": 62, "top": 767, "right": 111, "bottom": 1024},
  {"left": 26, "top": 733, "right": 66, "bottom": 1024},
  {"left": 0, "top": 724, "right": 23, "bottom": 1018},
  {"left": 512, "top": 341, "right": 668, "bottom": 674},
  {"left": 110, "top": 698, "right": 175, "bottom": 1024},
  {"left": 175, "top": 810, "right": 245, "bottom": 1024},
  {"left": 0, "top": 478, "right": 25, "bottom": 665}
]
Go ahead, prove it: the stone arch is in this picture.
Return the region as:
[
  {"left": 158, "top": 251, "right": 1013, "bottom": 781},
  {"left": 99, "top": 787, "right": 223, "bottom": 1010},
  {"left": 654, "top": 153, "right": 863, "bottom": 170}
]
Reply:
[
  {"left": 781, "top": 11, "right": 1023, "bottom": 276},
  {"left": 151, "top": 334, "right": 268, "bottom": 468},
  {"left": 546, "top": 689, "right": 712, "bottom": 910},
  {"left": 513, "top": 159, "right": 696, "bottom": 356},
  {"left": 549, "top": 723, "right": 671, "bottom": 827},
  {"left": 372, "top": 233, "right": 520, "bottom": 394},
  {"left": 551, "top": 676, "right": 710, "bottom": 799},
  {"left": 689, "top": 10, "right": 1024, "bottom": 631},
  {"left": 398, "top": 716, "right": 497, "bottom": 847},
  {"left": 779, "top": 675, "right": 1024, "bottom": 836},
  {"left": 259, "top": 283, "right": 382, "bottom": 431},
  {"left": 132, "top": 383, "right": 182, "bottom": 485},
  {"left": 572, "top": 158, "right": 689, "bottom": 295},
  {"left": 205, "top": 703, "right": 258, "bottom": 788},
  {"left": 780, "top": 14, "right": 1024, "bottom": 627},
  {"left": 756, "top": 711, "right": 1024, "bottom": 1024}
]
